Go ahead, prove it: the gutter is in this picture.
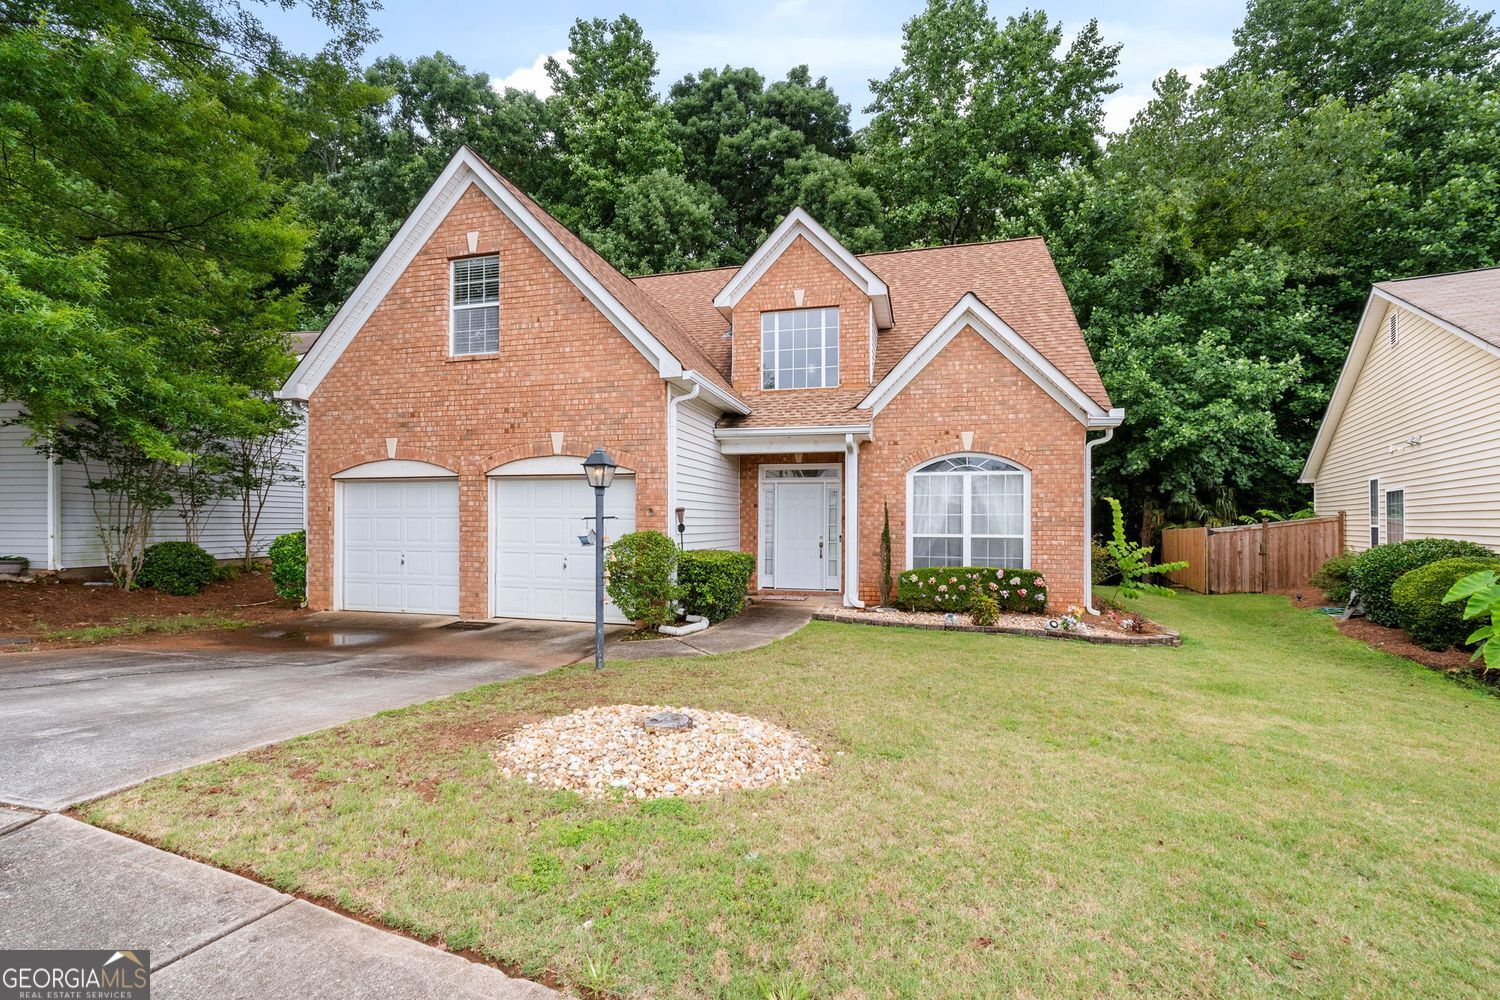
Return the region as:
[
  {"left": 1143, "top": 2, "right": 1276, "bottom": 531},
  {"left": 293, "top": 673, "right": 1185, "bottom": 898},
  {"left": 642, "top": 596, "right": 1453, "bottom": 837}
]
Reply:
[
  {"left": 843, "top": 432, "right": 865, "bottom": 608},
  {"left": 1083, "top": 425, "right": 1116, "bottom": 615},
  {"left": 666, "top": 382, "right": 702, "bottom": 535},
  {"left": 680, "top": 370, "right": 748, "bottom": 416}
]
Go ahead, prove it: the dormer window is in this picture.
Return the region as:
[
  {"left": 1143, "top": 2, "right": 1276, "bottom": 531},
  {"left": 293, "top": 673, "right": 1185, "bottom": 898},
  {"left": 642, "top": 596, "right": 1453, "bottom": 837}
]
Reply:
[
  {"left": 451, "top": 255, "right": 499, "bottom": 355},
  {"left": 761, "top": 307, "right": 839, "bottom": 389}
]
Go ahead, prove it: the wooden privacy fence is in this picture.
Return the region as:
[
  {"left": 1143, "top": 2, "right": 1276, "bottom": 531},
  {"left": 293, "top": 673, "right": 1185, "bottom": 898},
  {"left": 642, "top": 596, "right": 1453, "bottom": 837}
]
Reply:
[{"left": 1160, "top": 513, "right": 1345, "bottom": 594}]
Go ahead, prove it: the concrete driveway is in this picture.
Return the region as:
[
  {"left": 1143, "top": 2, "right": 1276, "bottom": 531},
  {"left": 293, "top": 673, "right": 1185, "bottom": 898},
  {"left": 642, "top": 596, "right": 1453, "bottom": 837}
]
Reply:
[{"left": 0, "top": 613, "right": 608, "bottom": 810}]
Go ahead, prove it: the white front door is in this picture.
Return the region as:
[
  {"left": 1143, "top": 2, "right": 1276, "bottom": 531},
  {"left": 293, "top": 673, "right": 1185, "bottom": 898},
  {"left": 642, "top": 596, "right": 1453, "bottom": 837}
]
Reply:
[
  {"left": 341, "top": 479, "right": 460, "bottom": 614},
  {"left": 774, "top": 482, "right": 826, "bottom": 590},
  {"left": 492, "top": 476, "right": 637, "bottom": 622}
]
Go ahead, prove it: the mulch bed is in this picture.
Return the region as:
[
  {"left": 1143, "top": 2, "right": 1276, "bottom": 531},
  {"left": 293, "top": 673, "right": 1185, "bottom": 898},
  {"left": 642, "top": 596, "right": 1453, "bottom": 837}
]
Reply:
[
  {"left": 0, "top": 570, "right": 306, "bottom": 652},
  {"left": 1274, "top": 590, "right": 1489, "bottom": 681},
  {"left": 814, "top": 606, "right": 1180, "bottom": 646}
]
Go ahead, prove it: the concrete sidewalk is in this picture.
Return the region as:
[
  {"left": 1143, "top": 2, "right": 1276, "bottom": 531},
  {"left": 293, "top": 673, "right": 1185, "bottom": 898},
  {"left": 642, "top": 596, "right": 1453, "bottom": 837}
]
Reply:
[
  {"left": 604, "top": 598, "right": 818, "bottom": 660},
  {"left": 0, "top": 815, "right": 553, "bottom": 999}
]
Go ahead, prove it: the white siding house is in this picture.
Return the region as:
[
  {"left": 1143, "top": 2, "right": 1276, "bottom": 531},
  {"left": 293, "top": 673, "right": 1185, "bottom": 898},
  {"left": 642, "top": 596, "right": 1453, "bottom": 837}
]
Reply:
[
  {"left": 1301, "top": 268, "right": 1500, "bottom": 553},
  {"left": 671, "top": 394, "right": 740, "bottom": 550}
]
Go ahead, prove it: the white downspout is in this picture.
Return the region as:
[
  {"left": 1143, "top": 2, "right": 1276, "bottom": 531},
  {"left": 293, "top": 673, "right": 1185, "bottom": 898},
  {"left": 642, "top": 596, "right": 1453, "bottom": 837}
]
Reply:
[
  {"left": 1084, "top": 426, "right": 1115, "bottom": 614},
  {"left": 667, "top": 382, "right": 702, "bottom": 536},
  {"left": 843, "top": 432, "right": 865, "bottom": 608},
  {"left": 46, "top": 447, "right": 60, "bottom": 570}
]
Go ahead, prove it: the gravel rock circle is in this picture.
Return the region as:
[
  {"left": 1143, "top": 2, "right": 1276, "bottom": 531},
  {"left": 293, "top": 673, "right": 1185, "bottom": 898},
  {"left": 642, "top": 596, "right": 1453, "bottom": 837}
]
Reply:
[{"left": 494, "top": 704, "right": 823, "bottom": 799}]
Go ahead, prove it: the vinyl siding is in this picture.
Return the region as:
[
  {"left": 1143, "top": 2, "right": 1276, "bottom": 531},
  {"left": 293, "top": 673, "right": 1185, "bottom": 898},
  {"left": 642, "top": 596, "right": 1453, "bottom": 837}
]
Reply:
[
  {"left": 54, "top": 421, "right": 307, "bottom": 569},
  {"left": 673, "top": 397, "right": 740, "bottom": 549},
  {"left": 0, "top": 401, "right": 50, "bottom": 566},
  {"left": 1312, "top": 302, "right": 1500, "bottom": 552}
]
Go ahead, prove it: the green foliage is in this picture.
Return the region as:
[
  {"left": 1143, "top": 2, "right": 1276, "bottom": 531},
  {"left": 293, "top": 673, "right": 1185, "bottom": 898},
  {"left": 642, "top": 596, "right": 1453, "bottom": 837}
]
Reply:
[
  {"left": 269, "top": 530, "right": 307, "bottom": 603},
  {"left": 1102, "top": 498, "right": 1187, "bottom": 599},
  {"left": 969, "top": 594, "right": 1001, "bottom": 626},
  {"left": 1393, "top": 557, "right": 1500, "bottom": 650},
  {"left": 1443, "top": 568, "right": 1500, "bottom": 671},
  {"left": 0, "top": 555, "right": 30, "bottom": 571},
  {"left": 1348, "top": 538, "right": 1495, "bottom": 627},
  {"left": 898, "top": 567, "right": 1048, "bottom": 613},
  {"left": 1091, "top": 538, "right": 1117, "bottom": 585},
  {"left": 866, "top": 1, "right": 1120, "bottom": 246},
  {"left": 1311, "top": 551, "right": 1359, "bottom": 605},
  {"left": 604, "top": 531, "right": 678, "bottom": 628},
  {"left": 878, "top": 503, "right": 894, "bottom": 607},
  {"left": 138, "top": 542, "right": 218, "bottom": 596},
  {"left": 676, "top": 549, "right": 754, "bottom": 624}
]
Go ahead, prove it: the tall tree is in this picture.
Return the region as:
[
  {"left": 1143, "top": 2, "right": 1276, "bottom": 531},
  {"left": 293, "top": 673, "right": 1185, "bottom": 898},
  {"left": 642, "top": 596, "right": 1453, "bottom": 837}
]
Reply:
[
  {"left": 865, "top": 1, "right": 1120, "bottom": 247},
  {"left": 1228, "top": 0, "right": 1499, "bottom": 111}
]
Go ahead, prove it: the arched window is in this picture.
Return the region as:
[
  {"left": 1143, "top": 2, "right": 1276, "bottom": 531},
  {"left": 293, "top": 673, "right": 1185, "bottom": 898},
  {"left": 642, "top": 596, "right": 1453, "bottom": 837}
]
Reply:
[{"left": 908, "top": 454, "right": 1029, "bottom": 569}]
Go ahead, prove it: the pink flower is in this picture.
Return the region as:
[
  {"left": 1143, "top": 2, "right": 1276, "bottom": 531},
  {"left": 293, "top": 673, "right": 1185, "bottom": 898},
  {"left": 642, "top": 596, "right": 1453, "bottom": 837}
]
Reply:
[
  {"left": 988, "top": 582, "right": 999, "bottom": 590},
  {"left": 1017, "top": 588, "right": 1027, "bottom": 597},
  {"left": 1035, "top": 578, "right": 1047, "bottom": 587},
  {"left": 927, "top": 577, "right": 937, "bottom": 585},
  {"left": 937, "top": 584, "right": 948, "bottom": 593},
  {"left": 1009, "top": 576, "right": 1021, "bottom": 586},
  {"left": 958, "top": 584, "right": 967, "bottom": 591},
  {"left": 948, "top": 577, "right": 957, "bottom": 584}
]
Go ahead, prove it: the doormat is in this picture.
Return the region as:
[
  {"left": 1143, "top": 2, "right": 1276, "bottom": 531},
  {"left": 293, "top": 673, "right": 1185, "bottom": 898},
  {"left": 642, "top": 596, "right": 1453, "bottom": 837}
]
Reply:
[
  {"left": 441, "top": 620, "right": 498, "bottom": 631},
  {"left": 758, "top": 595, "right": 808, "bottom": 602}
]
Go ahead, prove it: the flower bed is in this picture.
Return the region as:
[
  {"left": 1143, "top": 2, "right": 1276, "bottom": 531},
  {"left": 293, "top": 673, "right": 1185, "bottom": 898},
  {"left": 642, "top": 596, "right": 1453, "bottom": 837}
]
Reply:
[{"left": 815, "top": 605, "right": 1180, "bottom": 646}]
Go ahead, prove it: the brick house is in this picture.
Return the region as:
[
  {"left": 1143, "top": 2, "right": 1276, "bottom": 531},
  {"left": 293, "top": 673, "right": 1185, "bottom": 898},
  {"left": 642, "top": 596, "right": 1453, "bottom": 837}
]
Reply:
[{"left": 280, "top": 147, "right": 1122, "bottom": 622}]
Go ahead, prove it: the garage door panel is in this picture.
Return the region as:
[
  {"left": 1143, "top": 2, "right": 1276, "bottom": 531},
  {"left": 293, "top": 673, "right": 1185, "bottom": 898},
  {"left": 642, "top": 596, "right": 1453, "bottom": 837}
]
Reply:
[
  {"left": 493, "top": 476, "right": 635, "bottom": 622},
  {"left": 341, "top": 479, "right": 460, "bottom": 615}
]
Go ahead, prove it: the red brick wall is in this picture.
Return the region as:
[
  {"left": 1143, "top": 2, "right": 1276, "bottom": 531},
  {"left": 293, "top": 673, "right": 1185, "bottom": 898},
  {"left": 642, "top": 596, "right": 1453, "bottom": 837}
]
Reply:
[
  {"left": 306, "top": 184, "right": 668, "bottom": 618},
  {"left": 729, "top": 235, "right": 873, "bottom": 396},
  {"left": 860, "top": 325, "right": 1087, "bottom": 609}
]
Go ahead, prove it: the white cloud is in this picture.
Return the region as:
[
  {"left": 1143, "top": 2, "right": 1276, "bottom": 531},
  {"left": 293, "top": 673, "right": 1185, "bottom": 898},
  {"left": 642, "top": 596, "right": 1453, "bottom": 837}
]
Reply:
[{"left": 493, "top": 49, "right": 569, "bottom": 96}]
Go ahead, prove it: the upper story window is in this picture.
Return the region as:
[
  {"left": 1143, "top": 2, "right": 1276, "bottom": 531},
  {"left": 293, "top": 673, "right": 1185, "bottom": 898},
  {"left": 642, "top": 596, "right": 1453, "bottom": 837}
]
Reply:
[
  {"left": 761, "top": 307, "right": 839, "bottom": 389},
  {"left": 451, "top": 255, "right": 499, "bottom": 355}
]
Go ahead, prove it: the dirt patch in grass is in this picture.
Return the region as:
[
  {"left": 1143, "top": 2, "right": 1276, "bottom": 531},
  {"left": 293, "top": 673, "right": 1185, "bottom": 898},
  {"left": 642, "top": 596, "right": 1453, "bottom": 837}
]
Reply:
[
  {"left": 0, "top": 570, "right": 306, "bottom": 652},
  {"left": 1334, "top": 616, "right": 1482, "bottom": 675}
]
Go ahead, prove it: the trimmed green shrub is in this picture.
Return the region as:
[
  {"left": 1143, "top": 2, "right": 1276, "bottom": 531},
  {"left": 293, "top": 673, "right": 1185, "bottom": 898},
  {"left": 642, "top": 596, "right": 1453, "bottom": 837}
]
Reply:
[
  {"left": 1310, "top": 550, "right": 1357, "bottom": 605},
  {"left": 605, "top": 530, "right": 678, "bottom": 628},
  {"left": 677, "top": 549, "right": 754, "bottom": 623},
  {"left": 898, "top": 567, "right": 1048, "bottom": 613},
  {"left": 1348, "top": 538, "right": 1494, "bottom": 627},
  {"left": 269, "top": 530, "right": 307, "bottom": 603},
  {"left": 138, "top": 541, "right": 217, "bottom": 596},
  {"left": 1393, "top": 556, "right": 1500, "bottom": 650},
  {"left": 970, "top": 594, "right": 1000, "bottom": 626}
]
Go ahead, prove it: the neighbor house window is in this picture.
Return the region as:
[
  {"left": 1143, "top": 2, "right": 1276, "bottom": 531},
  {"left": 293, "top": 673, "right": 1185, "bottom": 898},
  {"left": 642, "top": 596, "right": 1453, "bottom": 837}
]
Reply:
[
  {"left": 761, "top": 307, "right": 839, "bottom": 389},
  {"left": 451, "top": 255, "right": 499, "bottom": 355},
  {"left": 1386, "top": 488, "right": 1405, "bottom": 544},
  {"left": 1369, "top": 478, "right": 1380, "bottom": 547},
  {"left": 909, "top": 455, "right": 1028, "bottom": 569}
]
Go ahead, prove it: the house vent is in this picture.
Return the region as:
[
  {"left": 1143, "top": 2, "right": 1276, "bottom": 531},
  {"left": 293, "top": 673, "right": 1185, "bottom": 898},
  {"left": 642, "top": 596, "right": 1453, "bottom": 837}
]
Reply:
[{"left": 1389, "top": 314, "right": 1398, "bottom": 346}]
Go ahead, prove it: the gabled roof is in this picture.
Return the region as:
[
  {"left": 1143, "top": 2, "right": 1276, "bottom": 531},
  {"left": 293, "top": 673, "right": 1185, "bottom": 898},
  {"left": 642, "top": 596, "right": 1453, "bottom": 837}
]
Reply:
[
  {"left": 711, "top": 208, "right": 894, "bottom": 328},
  {"left": 279, "top": 146, "right": 746, "bottom": 413},
  {"left": 635, "top": 236, "right": 1112, "bottom": 412},
  {"left": 1300, "top": 267, "right": 1500, "bottom": 482}
]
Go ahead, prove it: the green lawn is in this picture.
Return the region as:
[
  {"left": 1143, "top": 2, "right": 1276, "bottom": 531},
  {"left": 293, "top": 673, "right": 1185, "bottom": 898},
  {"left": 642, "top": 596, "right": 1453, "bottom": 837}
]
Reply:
[{"left": 86, "top": 594, "right": 1499, "bottom": 998}]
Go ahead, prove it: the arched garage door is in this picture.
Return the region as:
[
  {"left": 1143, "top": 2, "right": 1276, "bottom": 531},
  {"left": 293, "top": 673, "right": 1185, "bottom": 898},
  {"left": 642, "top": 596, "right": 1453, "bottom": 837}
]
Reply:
[
  {"left": 339, "top": 472, "right": 460, "bottom": 615},
  {"left": 491, "top": 470, "right": 636, "bottom": 622}
]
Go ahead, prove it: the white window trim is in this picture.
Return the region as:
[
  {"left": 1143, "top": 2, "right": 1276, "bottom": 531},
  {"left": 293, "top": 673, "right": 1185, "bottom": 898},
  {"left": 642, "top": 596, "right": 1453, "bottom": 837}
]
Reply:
[
  {"left": 1384, "top": 483, "right": 1406, "bottom": 543},
  {"left": 449, "top": 255, "right": 500, "bottom": 356},
  {"left": 760, "top": 307, "right": 841, "bottom": 390},
  {"left": 1368, "top": 477, "right": 1380, "bottom": 547},
  {"left": 905, "top": 453, "right": 1032, "bottom": 571},
  {"left": 758, "top": 463, "right": 842, "bottom": 590}
]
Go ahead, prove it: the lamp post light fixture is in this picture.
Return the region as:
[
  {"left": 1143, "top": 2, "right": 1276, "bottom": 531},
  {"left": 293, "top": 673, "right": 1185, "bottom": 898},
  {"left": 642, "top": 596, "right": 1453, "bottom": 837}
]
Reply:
[
  {"left": 582, "top": 446, "right": 618, "bottom": 671},
  {"left": 674, "top": 506, "right": 686, "bottom": 550}
]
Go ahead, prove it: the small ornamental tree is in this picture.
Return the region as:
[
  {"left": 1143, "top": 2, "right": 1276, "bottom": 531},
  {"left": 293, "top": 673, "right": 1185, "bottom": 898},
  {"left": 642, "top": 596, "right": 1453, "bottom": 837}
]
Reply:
[
  {"left": 604, "top": 530, "right": 678, "bottom": 629},
  {"left": 878, "top": 502, "right": 894, "bottom": 606},
  {"left": 1444, "top": 569, "right": 1500, "bottom": 673},
  {"left": 1102, "top": 497, "right": 1187, "bottom": 600}
]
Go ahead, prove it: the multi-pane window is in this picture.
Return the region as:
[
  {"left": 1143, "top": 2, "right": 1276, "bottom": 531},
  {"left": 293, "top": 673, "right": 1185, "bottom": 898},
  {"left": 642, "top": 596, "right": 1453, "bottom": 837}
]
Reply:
[
  {"left": 451, "top": 255, "right": 499, "bottom": 355},
  {"left": 910, "top": 455, "right": 1027, "bottom": 569},
  {"left": 1386, "top": 488, "right": 1405, "bottom": 544},
  {"left": 761, "top": 307, "right": 839, "bottom": 389},
  {"left": 1368, "top": 478, "right": 1380, "bottom": 547}
]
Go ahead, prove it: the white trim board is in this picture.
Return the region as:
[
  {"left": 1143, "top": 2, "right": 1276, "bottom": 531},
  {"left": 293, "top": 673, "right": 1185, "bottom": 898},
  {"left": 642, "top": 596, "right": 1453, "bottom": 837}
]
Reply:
[
  {"left": 279, "top": 146, "right": 746, "bottom": 415},
  {"left": 713, "top": 208, "right": 893, "bottom": 329},
  {"left": 1301, "top": 286, "right": 1500, "bottom": 483},
  {"left": 861, "top": 293, "right": 1121, "bottom": 428}
]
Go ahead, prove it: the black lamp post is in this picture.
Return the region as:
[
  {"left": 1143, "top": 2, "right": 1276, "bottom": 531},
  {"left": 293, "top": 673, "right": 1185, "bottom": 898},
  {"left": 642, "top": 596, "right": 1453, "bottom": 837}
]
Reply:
[{"left": 582, "top": 446, "right": 618, "bottom": 671}]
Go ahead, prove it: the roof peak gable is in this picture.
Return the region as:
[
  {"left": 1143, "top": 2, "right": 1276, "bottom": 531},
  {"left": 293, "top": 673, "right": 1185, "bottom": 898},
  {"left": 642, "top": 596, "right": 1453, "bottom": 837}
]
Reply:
[{"left": 713, "top": 208, "right": 893, "bottom": 328}]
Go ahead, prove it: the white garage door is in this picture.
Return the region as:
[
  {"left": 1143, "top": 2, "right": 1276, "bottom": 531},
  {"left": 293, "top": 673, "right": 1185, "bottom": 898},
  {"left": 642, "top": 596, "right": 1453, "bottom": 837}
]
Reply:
[
  {"left": 341, "top": 480, "right": 460, "bottom": 614},
  {"left": 493, "top": 476, "right": 637, "bottom": 622}
]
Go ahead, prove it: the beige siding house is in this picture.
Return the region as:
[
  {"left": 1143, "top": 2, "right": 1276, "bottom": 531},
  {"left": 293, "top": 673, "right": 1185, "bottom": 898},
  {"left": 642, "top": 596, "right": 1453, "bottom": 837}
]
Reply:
[{"left": 1301, "top": 267, "right": 1500, "bottom": 553}]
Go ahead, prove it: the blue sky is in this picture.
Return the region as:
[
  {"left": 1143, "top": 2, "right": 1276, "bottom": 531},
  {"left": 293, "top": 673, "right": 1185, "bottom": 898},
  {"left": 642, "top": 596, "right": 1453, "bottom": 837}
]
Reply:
[{"left": 256, "top": 1, "right": 1307, "bottom": 132}]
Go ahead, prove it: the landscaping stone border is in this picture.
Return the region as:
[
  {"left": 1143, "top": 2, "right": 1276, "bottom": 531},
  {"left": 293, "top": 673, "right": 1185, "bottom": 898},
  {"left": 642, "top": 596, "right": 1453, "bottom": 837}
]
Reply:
[{"left": 813, "top": 610, "right": 1181, "bottom": 646}]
